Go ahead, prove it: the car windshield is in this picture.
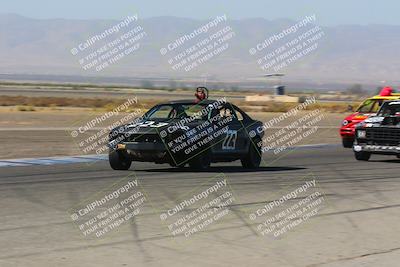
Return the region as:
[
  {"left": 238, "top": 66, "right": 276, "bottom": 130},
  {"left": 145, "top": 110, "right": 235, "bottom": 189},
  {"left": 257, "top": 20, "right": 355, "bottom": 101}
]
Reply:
[
  {"left": 357, "top": 99, "right": 384, "bottom": 113},
  {"left": 144, "top": 103, "right": 207, "bottom": 120},
  {"left": 377, "top": 102, "right": 400, "bottom": 116}
]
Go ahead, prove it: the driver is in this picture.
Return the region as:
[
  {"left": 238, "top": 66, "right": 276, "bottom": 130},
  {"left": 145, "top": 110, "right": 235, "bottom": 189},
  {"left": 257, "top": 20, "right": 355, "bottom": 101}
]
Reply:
[{"left": 195, "top": 87, "right": 208, "bottom": 103}]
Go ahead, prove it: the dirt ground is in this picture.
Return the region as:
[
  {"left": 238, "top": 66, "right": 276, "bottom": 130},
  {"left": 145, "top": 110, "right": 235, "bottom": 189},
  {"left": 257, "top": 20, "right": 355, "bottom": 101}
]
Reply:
[{"left": 0, "top": 107, "right": 345, "bottom": 159}]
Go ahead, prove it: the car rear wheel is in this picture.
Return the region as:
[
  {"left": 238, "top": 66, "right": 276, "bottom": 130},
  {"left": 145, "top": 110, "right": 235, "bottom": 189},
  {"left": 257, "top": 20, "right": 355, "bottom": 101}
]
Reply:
[
  {"left": 354, "top": 151, "right": 371, "bottom": 161},
  {"left": 109, "top": 150, "right": 132, "bottom": 170},
  {"left": 241, "top": 138, "right": 262, "bottom": 169},
  {"left": 188, "top": 150, "right": 211, "bottom": 170},
  {"left": 342, "top": 138, "right": 354, "bottom": 148}
]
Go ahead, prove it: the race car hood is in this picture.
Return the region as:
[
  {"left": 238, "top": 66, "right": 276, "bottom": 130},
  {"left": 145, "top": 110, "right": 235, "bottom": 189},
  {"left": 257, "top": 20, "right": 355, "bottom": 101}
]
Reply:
[
  {"left": 110, "top": 118, "right": 199, "bottom": 136},
  {"left": 344, "top": 112, "right": 372, "bottom": 122}
]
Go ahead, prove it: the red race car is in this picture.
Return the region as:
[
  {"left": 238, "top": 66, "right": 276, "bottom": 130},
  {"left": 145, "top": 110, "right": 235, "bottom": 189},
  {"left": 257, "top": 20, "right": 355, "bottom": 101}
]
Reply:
[{"left": 340, "top": 87, "right": 400, "bottom": 148}]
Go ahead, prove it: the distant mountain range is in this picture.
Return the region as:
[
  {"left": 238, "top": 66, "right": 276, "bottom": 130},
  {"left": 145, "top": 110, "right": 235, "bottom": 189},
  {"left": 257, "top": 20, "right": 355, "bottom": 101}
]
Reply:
[{"left": 0, "top": 13, "right": 399, "bottom": 86}]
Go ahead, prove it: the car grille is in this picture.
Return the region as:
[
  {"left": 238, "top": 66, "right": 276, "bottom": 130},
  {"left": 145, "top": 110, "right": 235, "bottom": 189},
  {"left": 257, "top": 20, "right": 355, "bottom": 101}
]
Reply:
[
  {"left": 366, "top": 128, "right": 400, "bottom": 145},
  {"left": 128, "top": 134, "right": 162, "bottom": 143}
]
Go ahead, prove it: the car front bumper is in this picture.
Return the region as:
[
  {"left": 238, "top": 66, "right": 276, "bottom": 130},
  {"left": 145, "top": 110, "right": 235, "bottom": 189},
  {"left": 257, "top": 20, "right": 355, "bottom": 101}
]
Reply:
[
  {"left": 353, "top": 144, "right": 400, "bottom": 155},
  {"left": 112, "top": 141, "right": 169, "bottom": 162},
  {"left": 118, "top": 142, "right": 166, "bottom": 152},
  {"left": 340, "top": 127, "right": 355, "bottom": 138}
]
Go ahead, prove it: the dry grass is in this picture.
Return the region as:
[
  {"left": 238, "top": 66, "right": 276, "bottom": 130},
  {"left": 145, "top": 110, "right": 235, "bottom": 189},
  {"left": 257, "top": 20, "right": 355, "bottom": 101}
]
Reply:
[
  {"left": 237, "top": 101, "right": 359, "bottom": 113},
  {"left": 0, "top": 96, "right": 160, "bottom": 110},
  {"left": 1, "top": 96, "right": 118, "bottom": 108},
  {"left": 16, "top": 105, "right": 36, "bottom": 112}
]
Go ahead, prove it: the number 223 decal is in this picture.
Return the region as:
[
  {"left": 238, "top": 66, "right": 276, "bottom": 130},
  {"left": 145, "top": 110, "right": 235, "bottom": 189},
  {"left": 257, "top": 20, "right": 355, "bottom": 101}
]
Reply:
[
  {"left": 222, "top": 130, "right": 237, "bottom": 150},
  {"left": 130, "top": 121, "right": 169, "bottom": 128}
]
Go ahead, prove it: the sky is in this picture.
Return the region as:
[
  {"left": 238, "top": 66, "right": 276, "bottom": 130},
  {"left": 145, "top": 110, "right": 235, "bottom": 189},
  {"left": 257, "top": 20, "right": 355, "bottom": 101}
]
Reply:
[{"left": 2, "top": 0, "right": 400, "bottom": 26}]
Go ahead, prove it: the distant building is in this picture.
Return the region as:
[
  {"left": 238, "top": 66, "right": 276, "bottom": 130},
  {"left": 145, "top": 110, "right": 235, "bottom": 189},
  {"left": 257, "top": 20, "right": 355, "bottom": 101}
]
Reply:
[
  {"left": 246, "top": 74, "right": 299, "bottom": 103},
  {"left": 245, "top": 94, "right": 299, "bottom": 103}
]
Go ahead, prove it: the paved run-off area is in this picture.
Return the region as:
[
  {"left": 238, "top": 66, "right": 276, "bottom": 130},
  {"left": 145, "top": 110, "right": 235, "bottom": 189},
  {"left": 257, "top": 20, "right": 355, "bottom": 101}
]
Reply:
[{"left": 1, "top": 146, "right": 400, "bottom": 267}]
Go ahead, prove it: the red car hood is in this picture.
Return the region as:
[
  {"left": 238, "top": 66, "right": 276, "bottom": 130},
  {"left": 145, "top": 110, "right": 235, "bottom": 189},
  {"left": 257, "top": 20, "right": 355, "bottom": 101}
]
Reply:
[{"left": 344, "top": 112, "right": 374, "bottom": 122}]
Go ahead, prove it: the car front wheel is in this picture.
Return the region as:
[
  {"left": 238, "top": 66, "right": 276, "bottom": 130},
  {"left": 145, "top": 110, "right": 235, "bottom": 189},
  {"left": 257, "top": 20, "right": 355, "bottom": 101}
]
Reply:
[
  {"left": 241, "top": 138, "right": 262, "bottom": 169},
  {"left": 354, "top": 151, "right": 371, "bottom": 161},
  {"left": 109, "top": 150, "right": 132, "bottom": 170},
  {"left": 342, "top": 138, "right": 354, "bottom": 148}
]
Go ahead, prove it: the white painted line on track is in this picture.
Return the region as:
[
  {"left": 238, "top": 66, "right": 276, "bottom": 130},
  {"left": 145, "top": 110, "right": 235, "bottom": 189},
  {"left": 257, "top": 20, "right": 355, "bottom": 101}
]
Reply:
[{"left": 0, "top": 154, "right": 107, "bottom": 168}]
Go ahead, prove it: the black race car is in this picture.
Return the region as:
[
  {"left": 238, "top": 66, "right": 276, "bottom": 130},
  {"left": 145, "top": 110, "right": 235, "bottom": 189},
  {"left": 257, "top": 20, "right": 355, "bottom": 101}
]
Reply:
[
  {"left": 108, "top": 98, "right": 264, "bottom": 170},
  {"left": 353, "top": 100, "right": 400, "bottom": 161}
]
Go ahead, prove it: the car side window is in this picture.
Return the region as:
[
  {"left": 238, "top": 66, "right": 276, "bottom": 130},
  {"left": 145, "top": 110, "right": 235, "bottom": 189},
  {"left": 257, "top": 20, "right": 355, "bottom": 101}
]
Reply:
[
  {"left": 218, "top": 106, "right": 238, "bottom": 121},
  {"left": 371, "top": 100, "right": 383, "bottom": 113},
  {"left": 232, "top": 105, "right": 249, "bottom": 122},
  {"left": 234, "top": 109, "right": 244, "bottom": 121}
]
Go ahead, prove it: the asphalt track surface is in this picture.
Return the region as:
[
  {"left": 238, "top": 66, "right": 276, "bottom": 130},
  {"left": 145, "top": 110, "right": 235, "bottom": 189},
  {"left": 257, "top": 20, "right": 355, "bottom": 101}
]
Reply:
[{"left": 1, "top": 146, "right": 400, "bottom": 267}]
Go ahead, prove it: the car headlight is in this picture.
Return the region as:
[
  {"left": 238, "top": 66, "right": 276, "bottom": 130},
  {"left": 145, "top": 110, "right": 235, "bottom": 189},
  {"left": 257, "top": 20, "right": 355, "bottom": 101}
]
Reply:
[
  {"left": 356, "top": 121, "right": 367, "bottom": 128},
  {"left": 342, "top": 120, "right": 351, "bottom": 126},
  {"left": 357, "top": 130, "right": 366, "bottom": 138}
]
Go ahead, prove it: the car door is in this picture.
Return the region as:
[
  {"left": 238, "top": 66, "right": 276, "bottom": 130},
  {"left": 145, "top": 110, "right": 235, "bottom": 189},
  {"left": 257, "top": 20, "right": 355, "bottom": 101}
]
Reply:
[{"left": 211, "top": 104, "right": 248, "bottom": 155}]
